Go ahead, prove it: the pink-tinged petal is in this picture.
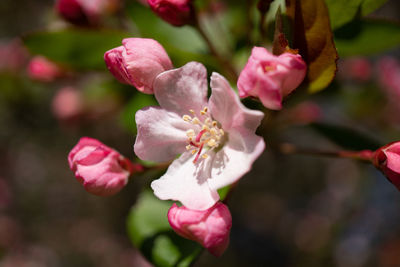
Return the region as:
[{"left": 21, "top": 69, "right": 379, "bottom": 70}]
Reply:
[
  {"left": 134, "top": 106, "right": 194, "bottom": 162},
  {"left": 209, "top": 72, "right": 264, "bottom": 132},
  {"left": 153, "top": 62, "right": 208, "bottom": 117},
  {"left": 257, "top": 81, "right": 282, "bottom": 110},
  {"left": 385, "top": 152, "right": 400, "bottom": 173},
  {"left": 68, "top": 137, "right": 103, "bottom": 168},
  {"left": 207, "top": 131, "right": 265, "bottom": 190},
  {"left": 104, "top": 46, "right": 133, "bottom": 85},
  {"left": 122, "top": 38, "right": 173, "bottom": 94},
  {"left": 151, "top": 152, "right": 220, "bottom": 210}
]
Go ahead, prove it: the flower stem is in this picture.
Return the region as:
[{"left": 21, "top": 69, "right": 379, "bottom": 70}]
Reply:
[
  {"left": 193, "top": 17, "right": 238, "bottom": 81},
  {"left": 279, "top": 143, "right": 374, "bottom": 162}
]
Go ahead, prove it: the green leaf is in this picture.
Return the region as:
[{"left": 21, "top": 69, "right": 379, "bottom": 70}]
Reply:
[
  {"left": 360, "top": 0, "right": 388, "bottom": 16},
  {"left": 286, "top": 0, "right": 338, "bottom": 93},
  {"left": 23, "top": 29, "right": 129, "bottom": 70},
  {"left": 309, "top": 123, "right": 382, "bottom": 151},
  {"left": 325, "top": 0, "right": 364, "bottom": 30},
  {"left": 127, "top": 191, "right": 203, "bottom": 267},
  {"left": 334, "top": 19, "right": 400, "bottom": 57}
]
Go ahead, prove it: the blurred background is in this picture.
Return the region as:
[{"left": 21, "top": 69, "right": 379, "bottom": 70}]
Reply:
[{"left": 1, "top": 0, "right": 400, "bottom": 266}]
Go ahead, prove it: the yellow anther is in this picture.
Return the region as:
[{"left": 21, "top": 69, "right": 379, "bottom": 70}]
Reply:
[
  {"left": 264, "top": 65, "right": 275, "bottom": 72},
  {"left": 202, "top": 154, "right": 209, "bottom": 159},
  {"left": 210, "top": 128, "right": 217, "bottom": 135},
  {"left": 204, "top": 118, "right": 212, "bottom": 125},
  {"left": 220, "top": 129, "right": 225, "bottom": 135},
  {"left": 208, "top": 139, "right": 216, "bottom": 147},
  {"left": 191, "top": 149, "right": 197, "bottom": 155},
  {"left": 202, "top": 125, "right": 210, "bottom": 131},
  {"left": 189, "top": 109, "right": 195, "bottom": 114},
  {"left": 192, "top": 117, "right": 200, "bottom": 124},
  {"left": 186, "top": 145, "right": 192, "bottom": 150},
  {"left": 186, "top": 129, "right": 195, "bottom": 138},
  {"left": 200, "top": 110, "right": 206, "bottom": 115},
  {"left": 203, "top": 107, "right": 208, "bottom": 112},
  {"left": 212, "top": 121, "right": 217, "bottom": 127},
  {"left": 182, "top": 115, "right": 191, "bottom": 121}
]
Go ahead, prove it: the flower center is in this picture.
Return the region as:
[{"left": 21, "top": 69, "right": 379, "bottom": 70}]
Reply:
[{"left": 182, "top": 107, "right": 225, "bottom": 163}]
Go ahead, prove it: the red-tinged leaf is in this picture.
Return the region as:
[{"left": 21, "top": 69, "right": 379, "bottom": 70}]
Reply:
[
  {"left": 286, "top": 0, "right": 338, "bottom": 93},
  {"left": 272, "top": 7, "right": 289, "bottom": 55}
]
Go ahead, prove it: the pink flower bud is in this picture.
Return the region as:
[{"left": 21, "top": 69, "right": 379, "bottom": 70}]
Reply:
[
  {"left": 68, "top": 137, "right": 139, "bottom": 196},
  {"left": 56, "top": 0, "right": 119, "bottom": 26},
  {"left": 373, "top": 141, "right": 400, "bottom": 191},
  {"left": 52, "top": 87, "right": 84, "bottom": 121},
  {"left": 338, "top": 57, "right": 372, "bottom": 82},
  {"left": 56, "top": 0, "right": 89, "bottom": 25},
  {"left": 27, "top": 56, "right": 62, "bottom": 82},
  {"left": 104, "top": 38, "right": 173, "bottom": 94},
  {"left": 147, "top": 0, "right": 194, "bottom": 26},
  {"left": 168, "top": 202, "right": 232, "bottom": 257},
  {"left": 237, "top": 47, "right": 307, "bottom": 110}
]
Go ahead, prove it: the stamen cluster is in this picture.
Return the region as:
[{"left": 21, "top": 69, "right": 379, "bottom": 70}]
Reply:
[{"left": 182, "top": 107, "right": 225, "bottom": 163}]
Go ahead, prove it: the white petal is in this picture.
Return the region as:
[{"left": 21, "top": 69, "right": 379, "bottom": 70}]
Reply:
[
  {"left": 151, "top": 152, "right": 220, "bottom": 210},
  {"left": 153, "top": 62, "right": 209, "bottom": 117},
  {"left": 134, "top": 106, "right": 193, "bottom": 162},
  {"left": 209, "top": 72, "right": 264, "bottom": 132},
  {"left": 207, "top": 131, "right": 265, "bottom": 190}
]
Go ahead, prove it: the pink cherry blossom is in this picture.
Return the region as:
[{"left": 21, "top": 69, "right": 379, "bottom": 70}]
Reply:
[
  {"left": 68, "top": 137, "right": 141, "bottom": 196},
  {"left": 134, "top": 62, "right": 265, "bottom": 210},
  {"left": 168, "top": 202, "right": 232, "bottom": 257},
  {"left": 147, "top": 0, "right": 194, "bottom": 26},
  {"left": 373, "top": 141, "right": 400, "bottom": 191},
  {"left": 237, "top": 47, "right": 306, "bottom": 110},
  {"left": 104, "top": 38, "right": 173, "bottom": 94},
  {"left": 27, "top": 56, "right": 62, "bottom": 82}
]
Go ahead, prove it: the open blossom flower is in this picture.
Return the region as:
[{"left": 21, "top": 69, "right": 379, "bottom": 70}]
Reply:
[
  {"left": 27, "top": 56, "right": 62, "bottom": 82},
  {"left": 147, "top": 0, "right": 194, "bottom": 26},
  {"left": 104, "top": 38, "right": 173, "bottom": 94},
  {"left": 373, "top": 141, "right": 400, "bottom": 191},
  {"left": 168, "top": 202, "right": 232, "bottom": 257},
  {"left": 237, "top": 47, "right": 306, "bottom": 110},
  {"left": 68, "top": 137, "right": 142, "bottom": 196},
  {"left": 134, "top": 62, "right": 265, "bottom": 210}
]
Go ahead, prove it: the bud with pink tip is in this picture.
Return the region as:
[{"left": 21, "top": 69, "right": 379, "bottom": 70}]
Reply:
[
  {"left": 147, "top": 0, "right": 195, "bottom": 26},
  {"left": 27, "top": 56, "right": 63, "bottom": 82},
  {"left": 56, "top": 0, "right": 119, "bottom": 26},
  {"left": 104, "top": 38, "right": 173, "bottom": 94},
  {"left": 237, "top": 47, "right": 307, "bottom": 110},
  {"left": 373, "top": 141, "right": 400, "bottom": 191},
  {"left": 68, "top": 137, "right": 143, "bottom": 196},
  {"left": 168, "top": 202, "right": 232, "bottom": 257}
]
